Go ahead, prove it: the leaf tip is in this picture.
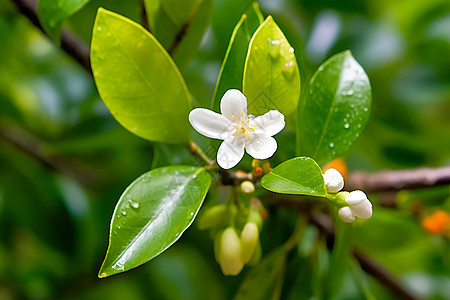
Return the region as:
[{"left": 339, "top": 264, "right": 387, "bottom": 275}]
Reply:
[{"left": 98, "top": 272, "right": 108, "bottom": 279}]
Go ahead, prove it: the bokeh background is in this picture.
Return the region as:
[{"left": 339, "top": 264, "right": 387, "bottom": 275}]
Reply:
[{"left": 0, "top": 0, "right": 449, "bottom": 299}]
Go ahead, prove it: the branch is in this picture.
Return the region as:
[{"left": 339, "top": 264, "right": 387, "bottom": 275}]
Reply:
[
  {"left": 346, "top": 166, "right": 450, "bottom": 193},
  {"left": 0, "top": 126, "right": 101, "bottom": 188},
  {"left": 168, "top": 1, "right": 201, "bottom": 55},
  {"left": 11, "top": 0, "right": 91, "bottom": 75}
]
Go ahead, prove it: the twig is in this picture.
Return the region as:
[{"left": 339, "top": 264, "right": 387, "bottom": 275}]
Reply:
[
  {"left": 0, "top": 126, "right": 100, "bottom": 188},
  {"left": 11, "top": 0, "right": 91, "bottom": 75},
  {"left": 346, "top": 166, "right": 450, "bottom": 193},
  {"left": 168, "top": 1, "right": 201, "bottom": 55},
  {"left": 140, "top": 0, "right": 149, "bottom": 31},
  {"left": 188, "top": 141, "right": 215, "bottom": 167}
]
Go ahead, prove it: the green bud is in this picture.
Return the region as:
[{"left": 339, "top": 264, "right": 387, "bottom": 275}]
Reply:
[
  {"left": 335, "top": 191, "right": 349, "bottom": 207},
  {"left": 240, "top": 222, "right": 259, "bottom": 263},
  {"left": 197, "top": 205, "right": 227, "bottom": 230},
  {"left": 219, "top": 227, "right": 244, "bottom": 276},
  {"left": 241, "top": 180, "right": 255, "bottom": 194}
]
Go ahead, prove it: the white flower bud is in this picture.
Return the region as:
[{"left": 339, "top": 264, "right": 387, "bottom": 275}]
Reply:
[
  {"left": 241, "top": 180, "right": 255, "bottom": 194},
  {"left": 346, "top": 190, "right": 372, "bottom": 219},
  {"left": 338, "top": 206, "right": 355, "bottom": 223},
  {"left": 323, "top": 168, "right": 344, "bottom": 193}
]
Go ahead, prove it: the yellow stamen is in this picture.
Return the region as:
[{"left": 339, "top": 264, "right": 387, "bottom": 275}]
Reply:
[
  {"left": 237, "top": 117, "right": 239, "bottom": 121},
  {"left": 246, "top": 120, "right": 249, "bottom": 123},
  {"left": 241, "top": 111, "right": 243, "bottom": 116},
  {"left": 232, "top": 115, "right": 235, "bottom": 119}
]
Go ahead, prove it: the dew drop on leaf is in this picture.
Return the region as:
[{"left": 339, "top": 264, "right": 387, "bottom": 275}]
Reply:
[
  {"left": 282, "top": 61, "right": 295, "bottom": 79},
  {"left": 329, "top": 143, "right": 335, "bottom": 148},
  {"left": 267, "top": 38, "right": 281, "bottom": 59},
  {"left": 344, "top": 123, "right": 350, "bottom": 129}
]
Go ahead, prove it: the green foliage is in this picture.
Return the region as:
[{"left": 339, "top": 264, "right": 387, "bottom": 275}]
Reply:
[
  {"left": 211, "top": 3, "right": 263, "bottom": 112},
  {"left": 144, "top": 0, "right": 213, "bottom": 69},
  {"left": 243, "top": 16, "right": 301, "bottom": 116},
  {"left": 91, "top": 8, "right": 191, "bottom": 144},
  {"left": 99, "top": 166, "right": 211, "bottom": 277},
  {"left": 235, "top": 247, "right": 288, "bottom": 300},
  {"left": 298, "top": 51, "right": 372, "bottom": 165},
  {"left": 261, "top": 157, "right": 327, "bottom": 196},
  {"left": 37, "top": 0, "right": 91, "bottom": 43}
]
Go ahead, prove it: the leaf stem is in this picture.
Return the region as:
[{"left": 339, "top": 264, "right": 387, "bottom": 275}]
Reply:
[{"left": 187, "top": 141, "right": 216, "bottom": 167}]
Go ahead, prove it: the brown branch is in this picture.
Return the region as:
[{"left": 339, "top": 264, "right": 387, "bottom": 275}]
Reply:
[
  {"left": 310, "top": 213, "right": 421, "bottom": 300},
  {"left": 346, "top": 166, "right": 450, "bottom": 193},
  {"left": 0, "top": 126, "right": 101, "bottom": 188},
  {"left": 11, "top": 0, "right": 91, "bottom": 75},
  {"left": 168, "top": 1, "right": 201, "bottom": 55}
]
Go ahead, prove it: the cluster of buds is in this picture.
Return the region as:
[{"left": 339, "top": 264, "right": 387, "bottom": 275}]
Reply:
[
  {"left": 323, "top": 168, "right": 373, "bottom": 223},
  {"left": 197, "top": 198, "right": 264, "bottom": 276}
]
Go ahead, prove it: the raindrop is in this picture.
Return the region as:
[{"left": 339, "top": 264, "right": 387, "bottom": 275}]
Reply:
[
  {"left": 344, "top": 123, "right": 350, "bottom": 129},
  {"left": 118, "top": 226, "right": 121, "bottom": 230},
  {"left": 363, "top": 108, "right": 369, "bottom": 112},
  {"left": 98, "top": 26, "right": 102, "bottom": 31},
  {"left": 329, "top": 143, "right": 335, "bottom": 148},
  {"left": 192, "top": 174, "right": 197, "bottom": 179},
  {"left": 190, "top": 212, "right": 194, "bottom": 216},
  {"left": 129, "top": 199, "right": 139, "bottom": 209},
  {"left": 289, "top": 47, "right": 294, "bottom": 53},
  {"left": 121, "top": 210, "right": 127, "bottom": 216},
  {"left": 282, "top": 61, "right": 296, "bottom": 79},
  {"left": 268, "top": 38, "right": 281, "bottom": 59},
  {"left": 345, "top": 113, "right": 350, "bottom": 118}
]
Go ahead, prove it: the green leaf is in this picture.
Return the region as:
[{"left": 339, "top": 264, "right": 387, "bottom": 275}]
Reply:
[
  {"left": 91, "top": 8, "right": 191, "bottom": 144},
  {"left": 37, "top": 0, "right": 91, "bottom": 43},
  {"left": 98, "top": 166, "right": 211, "bottom": 277},
  {"left": 243, "top": 16, "right": 301, "bottom": 116},
  {"left": 211, "top": 3, "right": 264, "bottom": 112},
  {"left": 144, "top": 0, "right": 213, "bottom": 69},
  {"left": 261, "top": 157, "right": 326, "bottom": 196},
  {"left": 298, "top": 51, "right": 372, "bottom": 165},
  {"left": 234, "top": 247, "right": 288, "bottom": 300}
]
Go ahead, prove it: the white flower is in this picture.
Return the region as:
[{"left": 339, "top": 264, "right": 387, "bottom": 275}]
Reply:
[
  {"left": 323, "top": 168, "right": 344, "bottom": 193},
  {"left": 189, "top": 89, "right": 285, "bottom": 169},
  {"left": 338, "top": 190, "right": 373, "bottom": 223}
]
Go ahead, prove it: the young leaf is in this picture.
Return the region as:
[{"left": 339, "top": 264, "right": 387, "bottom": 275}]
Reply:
[
  {"left": 98, "top": 166, "right": 211, "bottom": 277},
  {"left": 91, "top": 8, "right": 191, "bottom": 144},
  {"left": 211, "top": 3, "right": 264, "bottom": 112},
  {"left": 144, "top": 0, "right": 213, "bottom": 69},
  {"left": 37, "top": 0, "right": 91, "bottom": 43},
  {"left": 243, "top": 16, "right": 301, "bottom": 116},
  {"left": 261, "top": 157, "right": 326, "bottom": 196},
  {"left": 298, "top": 51, "right": 371, "bottom": 165},
  {"left": 234, "top": 247, "right": 288, "bottom": 300}
]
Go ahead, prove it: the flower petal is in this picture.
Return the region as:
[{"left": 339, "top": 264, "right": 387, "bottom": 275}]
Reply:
[
  {"left": 345, "top": 190, "right": 368, "bottom": 206},
  {"left": 250, "top": 110, "right": 285, "bottom": 136},
  {"left": 217, "top": 137, "right": 245, "bottom": 169},
  {"left": 220, "top": 89, "right": 247, "bottom": 121},
  {"left": 189, "top": 108, "right": 231, "bottom": 140},
  {"left": 338, "top": 206, "right": 355, "bottom": 223},
  {"left": 245, "top": 134, "right": 277, "bottom": 160},
  {"left": 351, "top": 200, "right": 373, "bottom": 219}
]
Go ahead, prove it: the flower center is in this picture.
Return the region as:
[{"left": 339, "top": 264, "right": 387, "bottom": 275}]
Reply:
[{"left": 231, "top": 112, "right": 255, "bottom": 139}]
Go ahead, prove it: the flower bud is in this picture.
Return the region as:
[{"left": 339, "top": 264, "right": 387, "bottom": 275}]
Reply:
[
  {"left": 338, "top": 206, "right": 355, "bottom": 223},
  {"left": 323, "top": 168, "right": 344, "bottom": 193},
  {"left": 346, "top": 190, "right": 372, "bottom": 219},
  {"left": 197, "top": 205, "right": 227, "bottom": 230},
  {"left": 219, "top": 227, "right": 244, "bottom": 276},
  {"left": 240, "top": 222, "right": 259, "bottom": 263},
  {"left": 241, "top": 180, "right": 255, "bottom": 194}
]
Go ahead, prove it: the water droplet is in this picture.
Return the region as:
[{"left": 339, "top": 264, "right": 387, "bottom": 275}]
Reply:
[
  {"left": 98, "top": 26, "right": 102, "bottom": 31},
  {"left": 357, "top": 124, "right": 362, "bottom": 128},
  {"left": 118, "top": 226, "right": 121, "bottom": 229},
  {"left": 282, "top": 61, "right": 296, "bottom": 79},
  {"left": 129, "top": 199, "right": 139, "bottom": 209},
  {"left": 329, "top": 143, "right": 335, "bottom": 148},
  {"left": 268, "top": 38, "right": 281, "bottom": 59},
  {"left": 192, "top": 174, "right": 197, "bottom": 179},
  {"left": 121, "top": 210, "right": 127, "bottom": 216},
  {"left": 344, "top": 123, "right": 350, "bottom": 129},
  {"left": 363, "top": 107, "right": 369, "bottom": 112},
  {"left": 344, "top": 118, "right": 348, "bottom": 122},
  {"left": 346, "top": 113, "right": 350, "bottom": 118},
  {"left": 318, "top": 66, "right": 324, "bottom": 71},
  {"left": 190, "top": 212, "right": 194, "bottom": 216},
  {"left": 289, "top": 47, "right": 294, "bottom": 53}
]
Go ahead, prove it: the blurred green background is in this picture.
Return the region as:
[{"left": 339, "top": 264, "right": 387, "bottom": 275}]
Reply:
[{"left": 0, "top": 0, "right": 449, "bottom": 299}]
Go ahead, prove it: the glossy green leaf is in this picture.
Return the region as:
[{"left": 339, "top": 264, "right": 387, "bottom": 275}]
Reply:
[
  {"left": 234, "top": 247, "right": 288, "bottom": 300},
  {"left": 91, "top": 8, "right": 191, "bottom": 144},
  {"left": 298, "top": 51, "right": 372, "bottom": 165},
  {"left": 211, "top": 3, "right": 264, "bottom": 112},
  {"left": 261, "top": 157, "right": 326, "bottom": 196},
  {"left": 98, "top": 166, "right": 211, "bottom": 277},
  {"left": 243, "top": 16, "right": 301, "bottom": 116},
  {"left": 144, "top": 0, "right": 213, "bottom": 69},
  {"left": 37, "top": 0, "right": 91, "bottom": 43}
]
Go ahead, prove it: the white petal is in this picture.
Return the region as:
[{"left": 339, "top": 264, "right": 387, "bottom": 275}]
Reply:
[
  {"left": 217, "top": 137, "right": 245, "bottom": 169},
  {"left": 245, "top": 135, "right": 277, "bottom": 160},
  {"left": 189, "top": 108, "right": 231, "bottom": 140},
  {"left": 352, "top": 199, "right": 373, "bottom": 219},
  {"left": 323, "top": 168, "right": 344, "bottom": 193},
  {"left": 250, "top": 110, "right": 285, "bottom": 136},
  {"left": 338, "top": 206, "right": 355, "bottom": 223},
  {"left": 345, "top": 190, "right": 368, "bottom": 206},
  {"left": 220, "top": 89, "right": 247, "bottom": 121}
]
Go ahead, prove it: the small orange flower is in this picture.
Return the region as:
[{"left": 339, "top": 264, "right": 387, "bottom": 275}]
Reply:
[
  {"left": 422, "top": 210, "right": 450, "bottom": 237},
  {"left": 323, "top": 158, "right": 348, "bottom": 181}
]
